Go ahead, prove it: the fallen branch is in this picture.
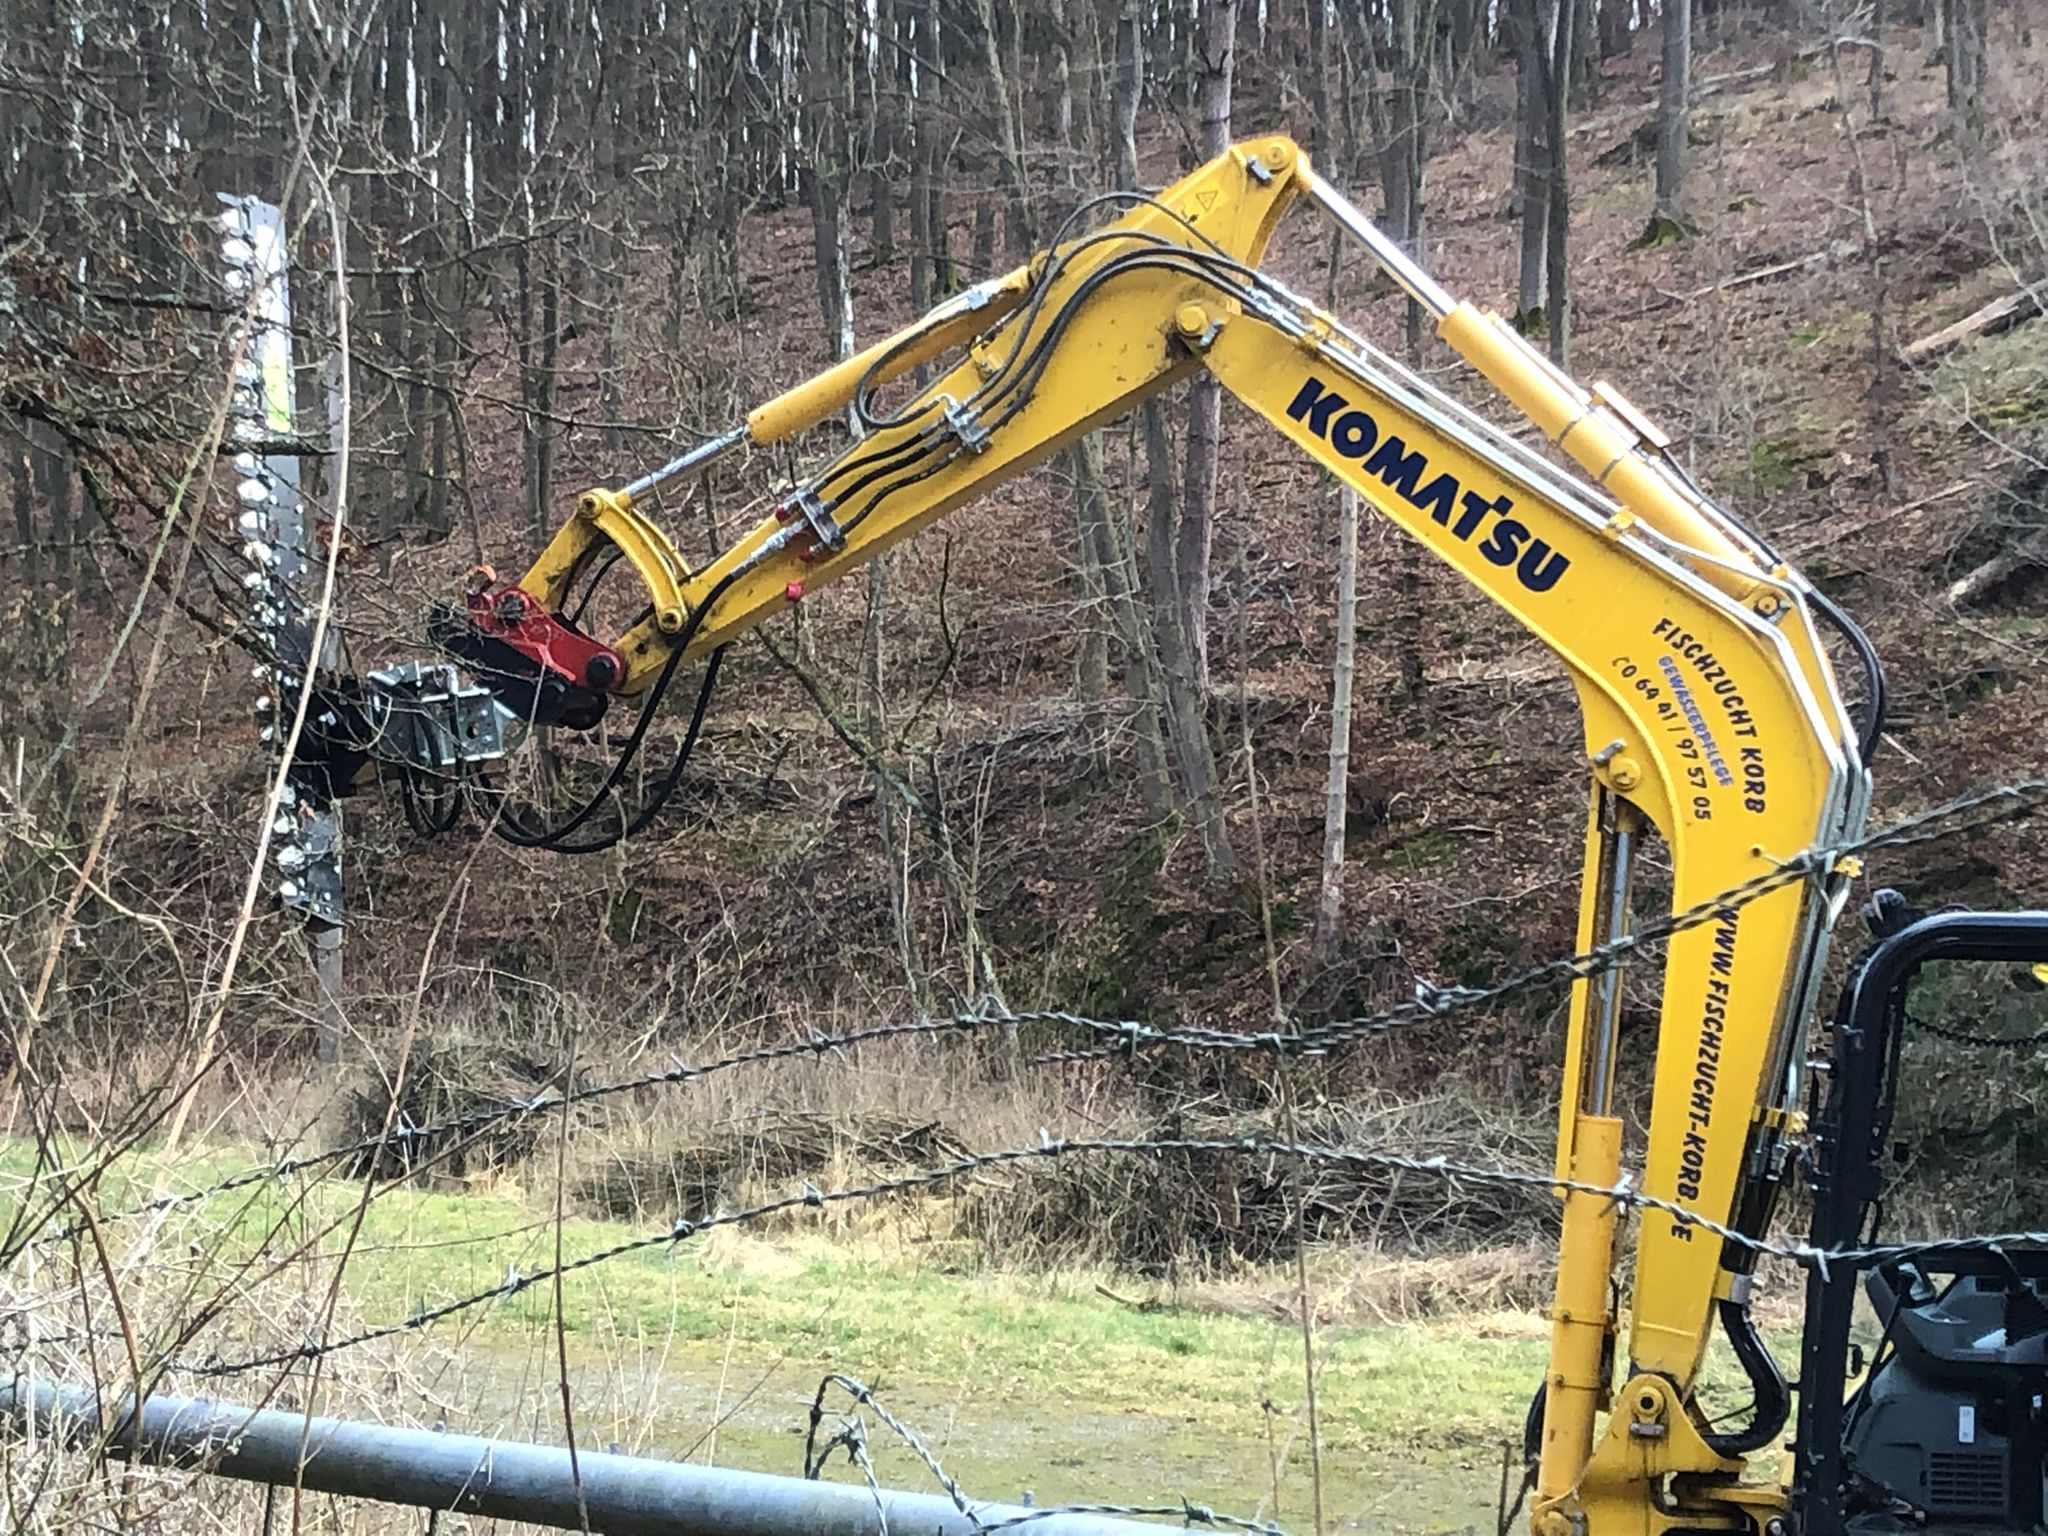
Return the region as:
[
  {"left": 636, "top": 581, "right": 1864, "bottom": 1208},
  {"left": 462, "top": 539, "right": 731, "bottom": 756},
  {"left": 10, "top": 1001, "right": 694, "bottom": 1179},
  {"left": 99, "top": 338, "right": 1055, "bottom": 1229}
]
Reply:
[
  {"left": 1645, "top": 253, "right": 1828, "bottom": 313},
  {"left": 1947, "top": 528, "right": 2048, "bottom": 608},
  {"left": 1790, "top": 480, "right": 1979, "bottom": 558},
  {"left": 1902, "top": 290, "right": 2041, "bottom": 364}
]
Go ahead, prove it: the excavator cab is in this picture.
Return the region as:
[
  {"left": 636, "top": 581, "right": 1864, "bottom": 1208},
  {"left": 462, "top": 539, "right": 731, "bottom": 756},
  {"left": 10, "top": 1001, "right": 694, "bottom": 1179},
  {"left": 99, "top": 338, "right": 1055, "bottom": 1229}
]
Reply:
[{"left": 1798, "top": 900, "right": 2048, "bottom": 1536}]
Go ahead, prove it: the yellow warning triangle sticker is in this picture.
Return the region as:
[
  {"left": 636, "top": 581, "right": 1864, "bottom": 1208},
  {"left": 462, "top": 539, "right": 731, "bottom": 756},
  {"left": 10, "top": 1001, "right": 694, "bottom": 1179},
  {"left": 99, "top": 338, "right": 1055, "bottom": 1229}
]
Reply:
[{"left": 1195, "top": 189, "right": 1219, "bottom": 211}]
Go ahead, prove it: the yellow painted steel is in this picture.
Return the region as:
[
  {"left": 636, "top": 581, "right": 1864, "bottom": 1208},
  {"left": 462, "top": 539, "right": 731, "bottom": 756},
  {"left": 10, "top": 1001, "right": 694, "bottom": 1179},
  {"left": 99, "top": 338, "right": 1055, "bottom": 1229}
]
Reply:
[
  {"left": 523, "top": 488, "right": 693, "bottom": 638},
  {"left": 1539, "top": 1113, "right": 1624, "bottom": 1504},
  {"left": 745, "top": 266, "right": 1036, "bottom": 446},
  {"left": 511, "top": 137, "right": 1865, "bottom": 1536}
]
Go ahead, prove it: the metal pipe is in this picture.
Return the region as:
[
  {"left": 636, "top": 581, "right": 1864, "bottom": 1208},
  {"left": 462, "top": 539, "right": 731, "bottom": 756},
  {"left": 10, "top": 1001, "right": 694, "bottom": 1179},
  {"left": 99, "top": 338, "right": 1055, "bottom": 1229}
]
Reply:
[
  {"left": 1, "top": 1380, "right": 1184, "bottom": 1536},
  {"left": 1297, "top": 168, "right": 1455, "bottom": 321},
  {"left": 622, "top": 424, "right": 748, "bottom": 502},
  {"left": 1584, "top": 803, "right": 1636, "bottom": 1119}
]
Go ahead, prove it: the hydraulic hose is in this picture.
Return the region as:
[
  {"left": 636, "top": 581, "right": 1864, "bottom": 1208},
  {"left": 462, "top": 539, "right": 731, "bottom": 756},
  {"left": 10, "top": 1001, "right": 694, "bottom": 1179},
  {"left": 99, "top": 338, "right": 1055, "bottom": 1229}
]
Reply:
[
  {"left": 1809, "top": 585, "right": 1888, "bottom": 766},
  {"left": 1702, "top": 1295, "right": 1792, "bottom": 1456}
]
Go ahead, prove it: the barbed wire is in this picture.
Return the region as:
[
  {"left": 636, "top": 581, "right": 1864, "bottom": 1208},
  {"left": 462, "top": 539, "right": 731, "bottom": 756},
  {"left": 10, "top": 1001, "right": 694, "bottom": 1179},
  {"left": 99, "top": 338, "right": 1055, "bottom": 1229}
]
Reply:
[
  {"left": 803, "top": 1372, "right": 1291, "bottom": 1536},
  {"left": 15, "top": 772, "right": 2045, "bottom": 1266},
  {"left": 1908, "top": 1014, "right": 2048, "bottom": 1049},
  {"left": 1038, "top": 773, "right": 2048, "bottom": 1064},
  {"left": 155, "top": 1128, "right": 2048, "bottom": 1383},
  {"left": 975, "top": 1504, "right": 1289, "bottom": 1536},
  {"left": 805, "top": 1410, "right": 892, "bottom": 1536},
  {"left": 809, "top": 1374, "right": 978, "bottom": 1519}
]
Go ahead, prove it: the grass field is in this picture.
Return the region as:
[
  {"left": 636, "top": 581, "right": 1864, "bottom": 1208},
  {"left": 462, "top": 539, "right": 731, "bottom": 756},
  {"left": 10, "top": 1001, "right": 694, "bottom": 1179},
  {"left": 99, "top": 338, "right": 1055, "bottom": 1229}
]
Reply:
[{"left": 5, "top": 1134, "right": 1587, "bottom": 1531}]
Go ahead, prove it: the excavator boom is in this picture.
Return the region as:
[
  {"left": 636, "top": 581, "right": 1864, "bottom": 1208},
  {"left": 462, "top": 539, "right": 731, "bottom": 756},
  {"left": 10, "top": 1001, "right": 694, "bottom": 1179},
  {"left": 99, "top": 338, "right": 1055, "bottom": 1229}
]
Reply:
[{"left": 430, "top": 138, "right": 1878, "bottom": 1536}]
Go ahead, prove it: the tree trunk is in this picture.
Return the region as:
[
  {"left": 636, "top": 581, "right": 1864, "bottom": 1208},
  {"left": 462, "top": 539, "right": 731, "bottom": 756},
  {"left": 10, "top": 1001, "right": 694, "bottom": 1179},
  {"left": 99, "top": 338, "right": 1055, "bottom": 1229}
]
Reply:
[
  {"left": 1045, "top": 0, "right": 1077, "bottom": 151},
  {"left": 1651, "top": 0, "right": 1691, "bottom": 235},
  {"left": 1110, "top": 0, "right": 1141, "bottom": 189},
  {"left": 970, "top": 0, "right": 1036, "bottom": 253},
  {"left": 1598, "top": 0, "right": 1633, "bottom": 58},
  {"left": 1370, "top": 0, "right": 1437, "bottom": 360},
  {"left": 1312, "top": 487, "right": 1360, "bottom": 965},
  {"left": 1177, "top": 0, "right": 1236, "bottom": 693},
  {"left": 1305, "top": 0, "right": 1331, "bottom": 153},
  {"left": 1145, "top": 402, "right": 1235, "bottom": 878},
  {"left": 1068, "top": 446, "right": 1112, "bottom": 703},
  {"left": 971, "top": 193, "right": 998, "bottom": 276},
  {"left": 1941, "top": 0, "right": 1986, "bottom": 127},
  {"left": 1511, "top": 0, "right": 1550, "bottom": 328},
  {"left": 1544, "top": 0, "right": 1578, "bottom": 366},
  {"left": 1074, "top": 434, "right": 1174, "bottom": 818}
]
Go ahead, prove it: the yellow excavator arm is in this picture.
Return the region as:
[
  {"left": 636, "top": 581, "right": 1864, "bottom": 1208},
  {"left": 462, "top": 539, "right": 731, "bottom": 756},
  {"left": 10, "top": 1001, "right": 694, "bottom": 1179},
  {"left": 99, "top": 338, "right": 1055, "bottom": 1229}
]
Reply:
[{"left": 477, "top": 137, "right": 1875, "bottom": 1536}]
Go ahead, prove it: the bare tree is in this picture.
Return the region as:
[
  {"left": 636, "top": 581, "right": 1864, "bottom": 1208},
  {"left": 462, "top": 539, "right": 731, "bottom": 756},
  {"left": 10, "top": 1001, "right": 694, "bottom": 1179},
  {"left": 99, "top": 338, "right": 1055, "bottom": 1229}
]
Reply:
[
  {"left": 1177, "top": 0, "right": 1237, "bottom": 691},
  {"left": 1312, "top": 488, "right": 1361, "bottom": 964},
  {"left": 1543, "top": 0, "right": 1581, "bottom": 365},
  {"left": 1942, "top": 0, "right": 1987, "bottom": 125},
  {"left": 971, "top": 0, "right": 1037, "bottom": 253},
  {"left": 1650, "top": 0, "right": 1692, "bottom": 241},
  {"left": 1510, "top": 0, "right": 1551, "bottom": 328},
  {"left": 1366, "top": 0, "right": 1439, "bottom": 358}
]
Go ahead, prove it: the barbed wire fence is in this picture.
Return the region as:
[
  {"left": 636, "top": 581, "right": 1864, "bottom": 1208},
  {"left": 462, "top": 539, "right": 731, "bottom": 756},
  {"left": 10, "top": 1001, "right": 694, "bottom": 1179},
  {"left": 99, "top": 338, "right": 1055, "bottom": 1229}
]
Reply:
[
  {"left": 4, "top": 771, "right": 2047, "bottom": 1530},
  {"left": 20, "top": 773, "right": 2046, "bottom": 1262}
]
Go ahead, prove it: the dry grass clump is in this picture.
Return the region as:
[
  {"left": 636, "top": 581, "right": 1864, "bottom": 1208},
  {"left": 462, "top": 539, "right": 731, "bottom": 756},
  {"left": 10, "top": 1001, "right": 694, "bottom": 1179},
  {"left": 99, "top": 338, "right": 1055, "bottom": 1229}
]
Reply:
[
  {"left": 324, "top": 994, "right": 1555, "bottom": 1282},
  {"left": 334, "top": 1025, "right": 573, "bottom": 1179},
  {"left": 573, "top": 1109, "right": 972, "bottom": 1222},
  {"left": 956, "top": 1091, "right": 1553, "bottom": 1276},
  {"left": 1170, "top": 1241, "right": 1557, "bottom": 1324},
  {"left": 0, "top": 1225, "right": 459, "bottom": 1536}
]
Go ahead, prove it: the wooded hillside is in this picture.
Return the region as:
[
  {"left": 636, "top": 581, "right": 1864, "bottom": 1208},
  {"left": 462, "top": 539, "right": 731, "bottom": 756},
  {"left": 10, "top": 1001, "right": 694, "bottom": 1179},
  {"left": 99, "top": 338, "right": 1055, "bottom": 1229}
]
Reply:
[{"left": 1, "top": 0, "right": 2043, "bottom": 1126}]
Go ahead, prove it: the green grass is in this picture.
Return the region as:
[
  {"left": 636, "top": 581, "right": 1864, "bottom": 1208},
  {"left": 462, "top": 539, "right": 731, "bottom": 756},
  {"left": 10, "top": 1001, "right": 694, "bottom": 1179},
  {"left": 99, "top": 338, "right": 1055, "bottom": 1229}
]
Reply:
[{"left": 0, "top": 1134, "right": 1781, "bottom": 1530}]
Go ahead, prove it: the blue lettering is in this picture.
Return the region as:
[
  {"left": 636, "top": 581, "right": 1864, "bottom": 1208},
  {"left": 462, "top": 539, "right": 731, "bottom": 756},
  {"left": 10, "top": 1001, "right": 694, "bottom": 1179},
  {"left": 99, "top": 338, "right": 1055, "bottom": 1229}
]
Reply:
[
  {"left": 1286, "top": 376, "right": 1348, "bottom": 435},
  {"left": 1364, "top": 435, "right": 1428, "bottom": 499},
  {"left": 1412, "top": 471, "right": 1461, "bottom": 527},
  {"left": 1518, "top": 540, "right": 1569, "bottom": 592},
  {"left": 1330, "top": 409, "right": 1378, "bottom": 459},
  {"left": 1478, "top": 517, "right": 1529, "bottom": 568}
]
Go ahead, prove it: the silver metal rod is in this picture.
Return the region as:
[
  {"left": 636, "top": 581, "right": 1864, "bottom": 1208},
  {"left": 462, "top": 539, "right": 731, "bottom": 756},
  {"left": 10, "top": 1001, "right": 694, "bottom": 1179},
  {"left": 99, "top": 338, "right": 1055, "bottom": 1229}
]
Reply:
[
  {"left": 3, "top": 1380, "right": 1185, "bottom": 1536},
  {"left": 622, "top": 424, "right": 748, "bottom": 501},
  {"left": 1585, "top": 807, "right": 1635, "bottom": 1119},
  {"left": 1298, "top": 168, "right": 1456, "bottom": 322}
]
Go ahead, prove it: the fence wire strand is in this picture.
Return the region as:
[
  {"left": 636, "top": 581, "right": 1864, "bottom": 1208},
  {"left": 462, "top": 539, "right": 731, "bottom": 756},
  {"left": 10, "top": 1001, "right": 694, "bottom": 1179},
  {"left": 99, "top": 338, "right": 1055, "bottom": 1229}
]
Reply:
[
  {"left": 144, "top": 1127, "right": 2048, "bottom": 1381},
  {"left": 803, "top": 1372, "right": 1292, "bottom": 1536},
  {"left": 16, "top": 771, "right": 2045, "bottom": 1265}
]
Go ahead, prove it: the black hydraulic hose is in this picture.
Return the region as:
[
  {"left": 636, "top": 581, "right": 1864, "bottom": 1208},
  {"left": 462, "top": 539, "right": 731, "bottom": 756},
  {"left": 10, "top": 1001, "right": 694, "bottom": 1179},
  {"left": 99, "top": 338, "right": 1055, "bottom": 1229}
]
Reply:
[
  {"left": 846, "top": 190, "right": 1233, "bottom": 436},
  {"left": 1522, "top": 1381, "right": 1546, "bottom": 1463},
  {"left": 836, "top": 246, "right": 1266, "bottom": 540},
  {"left": 490, "top": 642, "right": 687, "bottom": 849},
  {"left": 1808, "top": 584, "right": 1888, "bottom": 766},
  {"left": 1702, "top": 1295, "right": 1792, "bottom": 1456},
  {"left": 816, "top": 228, "right": 1209, "bottom": 508},
  {"left": 401, "top": 764, "right": 464, "bottom": 838},
  {"left": 537, "top": 644, "right": 727, "bottom": 856},
  {"left": 491, "top": 564, "right": 743, "bottom": 851},
  {"left": 566, "top": 547, "right": 625, "bottom": 626},
  {"left": 827, "top": 221, "right": 1266, "bottom": 508}
]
